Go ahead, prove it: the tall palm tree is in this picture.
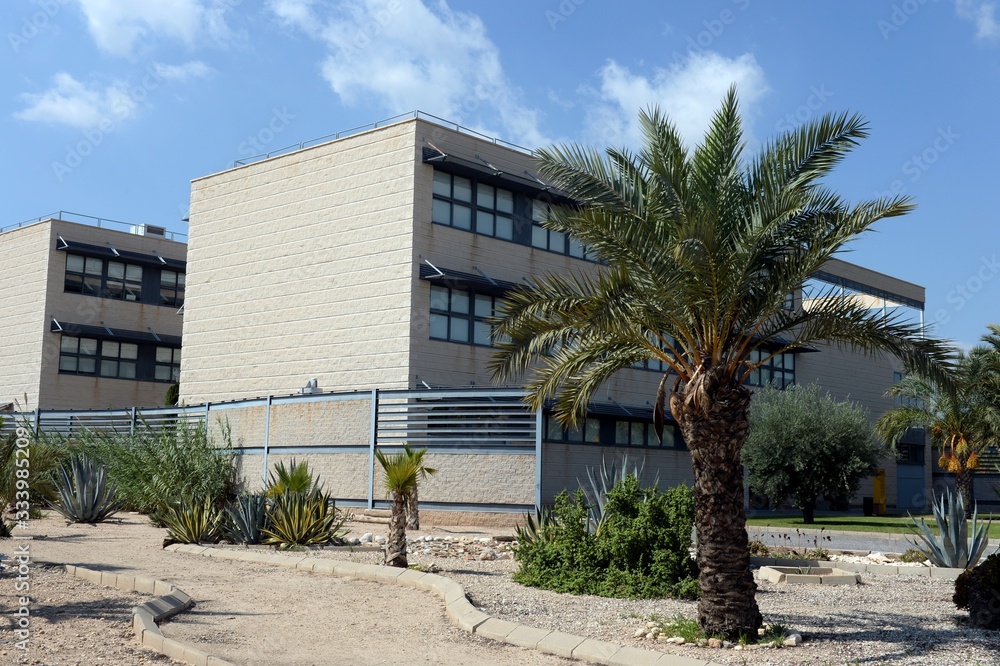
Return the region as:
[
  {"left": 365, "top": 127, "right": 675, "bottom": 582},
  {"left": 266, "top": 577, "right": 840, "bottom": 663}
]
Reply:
[
  {"left": 374, "top": 447, "right": 424, "bottom": 568},
  {"left": 403, "top": 445, "right": 437, "bottom": 531},
  {"left": 877, "top": 327, "right": 1000, "bottom": 515},
  {"left": 489, "top": 87, "right": 952, "bottom": 639}
]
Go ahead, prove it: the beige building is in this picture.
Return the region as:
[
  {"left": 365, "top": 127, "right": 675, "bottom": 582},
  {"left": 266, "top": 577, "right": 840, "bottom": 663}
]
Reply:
[
  {"left": 183, "top": 113, "right": 930, "bottom": 511},
  {"left": 0, "top": 214, "right": 186, "bottom": 410}
]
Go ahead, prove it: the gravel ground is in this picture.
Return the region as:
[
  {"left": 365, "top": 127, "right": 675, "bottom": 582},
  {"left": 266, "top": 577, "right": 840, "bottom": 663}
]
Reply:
[
  {"left": 4, "top": 513, "right": 999, "bottom": 666},
  {"left": 0, "top": 563, "right": 179, "bottom": 665}
]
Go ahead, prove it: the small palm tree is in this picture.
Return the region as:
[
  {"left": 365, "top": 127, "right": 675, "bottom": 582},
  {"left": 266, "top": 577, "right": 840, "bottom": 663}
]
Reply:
[
  {"left": 877, "top": 326, "right": 1000, "bottom": 515},
  {"left": 374, "top": 448, "right": 422, "bottom": 568},
  {"left": 490, "top": 87, "right": 953, "bottom": 639},
  {"left": 403, "top": 445, "right": 437, "bottom": 530}
]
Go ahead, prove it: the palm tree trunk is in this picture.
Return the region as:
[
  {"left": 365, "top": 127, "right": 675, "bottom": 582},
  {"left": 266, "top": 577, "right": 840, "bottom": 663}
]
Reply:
[
  {"left": 676, "top": 382, "right": 762, "bottom": 641},
  {"left": 955, "top": 467, "right": 975, "bottom": 519},
  {"left": 385, "top": 492, "right": 408, "bottom": 568},
  {"left": 406, "top": 486, "right": 420, "bottom": 530}
]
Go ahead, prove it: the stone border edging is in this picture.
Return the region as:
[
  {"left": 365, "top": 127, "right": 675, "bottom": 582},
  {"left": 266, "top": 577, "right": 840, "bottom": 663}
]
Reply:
[
  {"left": 166, "top": 544, "right": 726, "bottom": 666},
  {"left": 750, "top": 556, "right": 964, "bottom": 580},
  {"left": 37, "top": 560, "right": 236, "bottom": 666}
]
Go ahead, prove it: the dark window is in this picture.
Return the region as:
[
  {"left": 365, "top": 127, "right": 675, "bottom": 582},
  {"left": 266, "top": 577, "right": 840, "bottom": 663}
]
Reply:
[
  {"left": 542, "top": 414, "right": 685, "bottom": 449},
  {"left": 430, "top": 284, "right": 504, "bottom": 346},
  {"left": 155, "top": 347, "right": 181, "bottom": 382},
  {"left": 433, "top": 171, "right": 515, "bottom": 240},
  {"left": 160, "top": 270, "right": 185, "bottom": 307},
  {"left": 99, "top": 340, "right": 138, "bottom": 379},
  {"left": 64, "top": 253, "right": 182, "bottom": 307},
  {"left": 64, "top": 254, "right": 143, "bottom": 301},
  {"left": 432, "top": 171, "right": 474, "bottom": 231},
  {"left": 746, "top": 349, "right": 795, "bottom": 388},
  {"left": 58, "top": 336, "right": 98, "bottom": 375},
  {"left": 58, "top": 335, "right": 179, "bottom": 383}
]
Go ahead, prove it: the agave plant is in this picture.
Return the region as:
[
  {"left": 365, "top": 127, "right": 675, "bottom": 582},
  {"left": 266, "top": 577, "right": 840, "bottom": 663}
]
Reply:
[
  {"left": 160, "top": 496, "right": 224, "bottom": 544},
  {"left": 909, "top": 488, "right": 993, "bottom": 569},
  {"left": 50, "top": 453, "right": 122, "bottom": 523},
  {"left": 223, "top": 493, "right": 268, "bottom": 545},
  {"left": 580, "top": 454, "right": 658, "bottom": 534},
  {"left": 514, "top": 505, "right": 556, "bottom": 549},
  {"left": 262, "top": 489, "right": 346, "bottom": 549}
]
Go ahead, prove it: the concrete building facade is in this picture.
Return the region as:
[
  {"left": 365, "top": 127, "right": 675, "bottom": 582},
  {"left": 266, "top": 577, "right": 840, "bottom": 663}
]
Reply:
[
  {"left": 183, "top": 114, "right": 930, "bottom": 511},
  {"left": 0, "top": 214, "right": 187, "bottom": 410}
]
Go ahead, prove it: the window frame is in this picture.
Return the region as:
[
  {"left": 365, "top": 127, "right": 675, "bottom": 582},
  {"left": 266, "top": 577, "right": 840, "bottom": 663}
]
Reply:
[
  {"left": 58, "top": 334, "right": 180, "bottom": 383},
  {"left": 429, "top": 284, "right": 504, "bottom": 347}
]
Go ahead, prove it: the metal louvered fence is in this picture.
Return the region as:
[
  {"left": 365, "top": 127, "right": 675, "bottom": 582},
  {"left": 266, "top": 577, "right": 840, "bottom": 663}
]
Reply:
[{"left": 0, "top": 388, "right": 542, "bottom": 515}]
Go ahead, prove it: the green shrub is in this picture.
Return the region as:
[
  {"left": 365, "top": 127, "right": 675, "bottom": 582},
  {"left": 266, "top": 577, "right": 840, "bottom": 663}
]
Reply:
[
  {"left": 262, "top": 489, "right": 347, "bottom": 549},
  {"left": 77, "top": 420, "right": 237, "bottom": 515},
  {"left": 161, "top": 496, "right": 223, "bottom": 544},
  {"left": 224, "top": 493, "right": 269, "bottom": 545},
  {"left": 514, "top": 476, "right": 698, "bottom": 599},
  {"left": 265, "top": 459, "right": 321, "bottom": 498},
  {"left": 961, "top": 552, "right": 1000, "bottom": 629},
  {"left": 0, "top": 423, "right": 70, "bottom": 514},
  {"left": 50, "top": 453, "right": 122, "bottom": 523}
]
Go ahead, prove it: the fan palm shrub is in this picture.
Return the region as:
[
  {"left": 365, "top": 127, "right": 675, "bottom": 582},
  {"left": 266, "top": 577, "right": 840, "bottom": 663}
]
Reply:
[
  {"left": 265, "top": 458, "right": 321, "bottom": 498},
  {"left": 403, "top": 445, "right": 437, "bottom": 530},
  {"left": 489, "top": 88, "right": 952, "bottom": 638},
  {"left": 375, "top": 448, "right": 425, "bottom": 567}
]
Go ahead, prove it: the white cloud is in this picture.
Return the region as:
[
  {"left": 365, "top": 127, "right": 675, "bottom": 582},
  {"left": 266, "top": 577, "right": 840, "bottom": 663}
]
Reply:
[
  {"left": 266, "top": 0, "right": 551, "bottom": 147},
  {"left": 74, "top": 0, "right": 234, "bottom": 56},
  {"left": 956, "top": 0, "right": 1000, "bottom": 40},
  {"left": 585, "top": 51, "right": 768, "bottom": 150},
  {"left": 153, "top": 60, "right": 215, "bottom": 81},
  {"left": 14, "top": 73, "right": 136, "bottom": 128}
]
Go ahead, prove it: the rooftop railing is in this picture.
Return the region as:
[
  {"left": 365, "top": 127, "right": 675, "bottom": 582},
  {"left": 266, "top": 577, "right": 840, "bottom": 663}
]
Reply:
[
  {"left": 0, "top": 211, "right": 188, "bottom": 242},
  {"left": 232, "top": 110, "right": 534, "bottom": 168}
]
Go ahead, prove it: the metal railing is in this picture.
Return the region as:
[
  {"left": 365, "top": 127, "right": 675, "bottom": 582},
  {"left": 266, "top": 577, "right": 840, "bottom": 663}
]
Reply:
[
  {"left": 0, "top": 211, "right": 188, "bottom": 243},
  {"left": 0, "top": 387, "right": 542, "bottom": 515},
  {"left": 233, "top": 110, "right": 534, "bottom": 168}
]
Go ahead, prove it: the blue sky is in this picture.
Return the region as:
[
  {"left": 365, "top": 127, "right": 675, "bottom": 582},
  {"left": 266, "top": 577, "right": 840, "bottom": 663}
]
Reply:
[{"left": 2, "top": 0, "right": 998, "bottom": 349}]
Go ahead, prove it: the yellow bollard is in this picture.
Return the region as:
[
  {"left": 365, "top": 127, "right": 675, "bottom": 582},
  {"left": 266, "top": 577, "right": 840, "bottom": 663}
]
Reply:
[{"left": 873, "top": 468, "right": 886, "bottom": 516}]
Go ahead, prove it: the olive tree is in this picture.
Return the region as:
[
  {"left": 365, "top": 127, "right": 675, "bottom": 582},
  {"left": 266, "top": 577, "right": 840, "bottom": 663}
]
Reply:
[{"left": 743, "top": 383, "right": 885, "bottom": 523}]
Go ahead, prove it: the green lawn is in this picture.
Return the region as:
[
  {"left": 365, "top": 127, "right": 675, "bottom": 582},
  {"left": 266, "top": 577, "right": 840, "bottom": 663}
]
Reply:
[{"left": 745, "top": 514, "right": 1000, "bottom": 539}]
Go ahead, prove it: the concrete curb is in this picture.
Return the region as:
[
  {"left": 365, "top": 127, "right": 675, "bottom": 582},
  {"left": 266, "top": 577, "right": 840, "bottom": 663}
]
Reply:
[
  {"left": 37, "top": 560, "right": 236, "bottom": 666},
  {"left": 167, "top": 544, "right": 725, "bottom": 666},
  {"left": 750, "top": 556, "right": 965, "bottom": 580}
]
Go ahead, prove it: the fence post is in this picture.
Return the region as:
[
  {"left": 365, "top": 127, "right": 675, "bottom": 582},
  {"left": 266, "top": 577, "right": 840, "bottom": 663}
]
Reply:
[
  {"left": 130, "top": 407, "right": 137, "bottom": 437},
  {"left": 368, "top": 388, "right": 378, "bottom": 510},
  {"left": 534, "top": 406, "right": 543, "bottom": 516},
  {"left": 32, "top": 406, "right": 41, "bottom": 436},
  {"left": 204, "top": 402, "right": 211, "bottom": 437},
  {"left": 261, "top": 395, "right": 273, "bottom": 490}
]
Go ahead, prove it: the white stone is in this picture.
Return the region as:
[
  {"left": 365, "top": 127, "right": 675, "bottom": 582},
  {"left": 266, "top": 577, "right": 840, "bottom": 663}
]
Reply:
[
  {"left": 783, "top": 633, "right": 802, "bottom": 647},
  {"left": 359, "top": 533, "right": 373, "bottom": 543},
  {"left": 374, "top": 535, "right": 387, "bottom": 543},
  {"left": 633, "top": 628, "right": 646, "bottom": 638}
]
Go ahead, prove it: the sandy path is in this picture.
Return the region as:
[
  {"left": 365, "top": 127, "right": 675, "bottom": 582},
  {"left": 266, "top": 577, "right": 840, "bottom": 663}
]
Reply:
[{"left": 14, "top": 514, "right": 574, "bottom": 666}]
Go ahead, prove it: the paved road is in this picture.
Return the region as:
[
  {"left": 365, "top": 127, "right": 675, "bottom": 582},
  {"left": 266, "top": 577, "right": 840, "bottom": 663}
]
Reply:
[{"left": 745, "top": 524, "right": 921, "bottom": 554}]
